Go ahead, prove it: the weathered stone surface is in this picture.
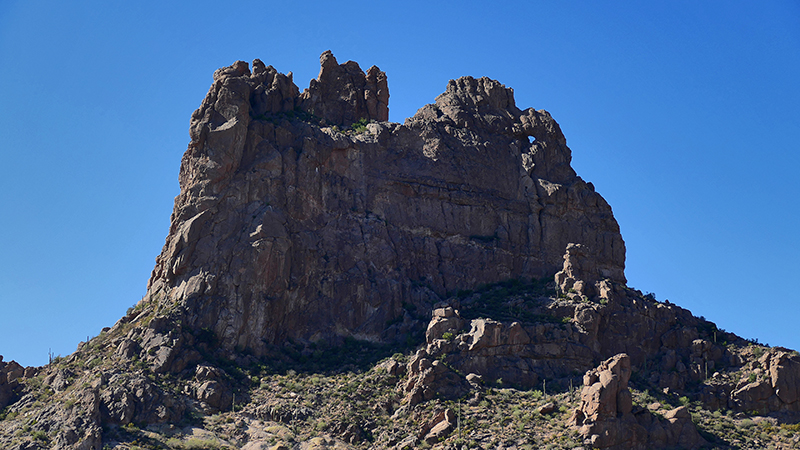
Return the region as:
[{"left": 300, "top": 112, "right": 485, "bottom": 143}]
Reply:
[
  {"left": 570, "top": 354, "right": 705, "bottom": 450},
  {"left": 421, "top": 408, "right": 456, "bottom": 445},
  {"left": 143, "top": 52, "right": 626, "bottom": 357},
  {"left": 662, "top": 406, "right": 705, "bottom": 450},
  {"left": 254, "top": 401, "right": 314, "bottom": 425},
  {"left": 401, "top": 285, "right": 727, "bottom": 406},
  {"left": 115, "top": 339, "right": 139, "bottom": 359},
  {"left": 539, "top": 402, "right": 556, "bottom": 415},
  {"left": 728, "top": 348, "right": 800, "bottom": 413},
  {"left": 578, "top": 353, "right": 633, "bottom": 423},
  {"left": 770, "top": 350, "right": 800, "bottom": 406},
  {"left": 99, "top": 372, "right": 184, "bottom": 425},
  {"left": 0, "top": 381, "right": 103, "bottom": 450},
  {"left": 4, "top": 360, "right": 24, "bottom": 384},
  {"left": 403, "top": 353, "right": 468, "bottom": 406},
  {"left": 425, "top": 307, "right": 465, "bottom": 343},
  {"left": 300, "top": 50, "right": 389, "bottom": 125},
  {"left": 0, "top": 367, "right": 11, "bottom": 411}
]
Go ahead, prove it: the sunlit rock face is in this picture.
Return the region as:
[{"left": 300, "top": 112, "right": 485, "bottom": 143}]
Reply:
[{"left": 144, "top": 51, "right": 626, "bottom": 355}]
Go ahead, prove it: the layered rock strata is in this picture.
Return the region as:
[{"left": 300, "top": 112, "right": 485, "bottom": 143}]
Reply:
[{"left": 143, "top": 51, "right": 626, "bottom": 356}]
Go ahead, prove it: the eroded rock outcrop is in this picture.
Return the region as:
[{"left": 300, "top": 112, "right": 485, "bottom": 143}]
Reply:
[
  {"left": 300, "top": 50, "right": 389, "bottom": 125},
  {"left": 400, "top": 278, "right": 731, "bottom": 409},
  {"left": 0, "top": 357, "right": 38, "bottom": 412},
  {"left": 570, "top": 354, "right": 705, "bottom": 450},
  {"left": 728, "top": 348, "right": 800, "bottom": 414},
  {"left": 143, "top": 51, "right": 626, "bottom": 357}
]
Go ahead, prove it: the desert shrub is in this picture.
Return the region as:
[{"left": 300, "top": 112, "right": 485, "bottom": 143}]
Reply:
[
  {"left": 31, "top": 430, "right": 48, "bottom": 442},
  {"left": 183, "top": 437, "right": 223, "bottom": 449},
  {"left": 351, "top": 118, "right": 369, "bottom": 133}
]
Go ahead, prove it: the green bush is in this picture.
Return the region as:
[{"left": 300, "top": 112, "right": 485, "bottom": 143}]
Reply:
[
  {"left": 183, "top": 437, "right": 223, "bottom": 449},
  {"left": 31, "top": 430, "right": 48, "bottom": 442},
  {"left": 351, "top": 118, "right": 370, "bottom": 133}
]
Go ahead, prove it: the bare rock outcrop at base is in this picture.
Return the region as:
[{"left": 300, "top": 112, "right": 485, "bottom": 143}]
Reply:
[
  {"left": 400, "top": 278, "right": 730, "bottom": 411},
  {"left": 0, "top": 357, "right": 37, "bottom": 412},
  {"left": 729, "top": 348, "right": 800, "bottom": 413},
  {"left": 570, "top": 354, "right": 705, "bottom": 450}
]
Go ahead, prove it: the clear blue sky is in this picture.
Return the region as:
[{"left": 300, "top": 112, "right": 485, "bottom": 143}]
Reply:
[{"left": 1, "top": 1, "right": 798, "bottom": 367}]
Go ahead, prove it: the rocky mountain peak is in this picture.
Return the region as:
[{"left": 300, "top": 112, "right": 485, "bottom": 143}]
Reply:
[
  {"left": 300, "top": 50, "right": 389, "bottom": 125},
  {"left": 2, "top": 53, "right": 798, "bottom": 450},
  {"left": 144, "top": 51, "right": 627, "bottom": 358}
]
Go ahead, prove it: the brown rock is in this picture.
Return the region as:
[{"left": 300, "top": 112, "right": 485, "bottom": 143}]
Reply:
[
  {"left": 299, "top": 50, "right": 389, "bottom": 125},
  {"left": 4, "top": 361, "right": 23, "bottom": 383},
  {"left": 425, "top": 307, "right": 465, "bottom": 343},
  {"left": 98, "top": 372, "right": 184, "bottom": 425},
  {"left": 0, "top": 378, "right": 10, "bottom": 411},
  {"left": 465, "top": 373, "right": 483, "bottom": 387},
  {"left": 142, "top": 52, "right": 627, "bottom": 358},
  {"left": 116, "top": 339, "right": 138, "bottom": 359},
  {"left": 421, "top": 409, "right": 456, "bottom": 445},
  {"left": 578, "top": 353, "right": 632, "bottom": 423},
  {"left": 401, "top": 285, "right": 715, "bottom": 401},
  {"left": 732, "top": 380, "right": 773, "bottom": 412},
  {"left": 196, "top": 380, "right": 227, "bottom": 409},
  {"left": 572, "top": 354, "right": 705, "bottom": 449},
  {"left": 539, "top": 402, "right": 556, "bottom": 415},
  {"left": 770, "top": 350, "right": 800, "bottom": 406},
  {"left": 5, "top": 51, "right": 800, "bottom": 450},
  {"left": 663, "top": 406, "right": 705, "bottom": 450},
  {"left": 403, "top": 355, "right": 467, "bottom": 406}
]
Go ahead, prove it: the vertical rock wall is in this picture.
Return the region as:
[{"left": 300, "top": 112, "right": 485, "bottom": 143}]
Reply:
[{"left": 144, "top": 52, "right": 626, "bottom": 355}]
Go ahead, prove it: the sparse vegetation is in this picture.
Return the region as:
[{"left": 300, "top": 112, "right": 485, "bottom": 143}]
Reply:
[
  {"left": 2, "top": 279, "right": 799, "bottom": 450},
  {"left": 351, "top": 117, "right": 370, "bottom": 133}
]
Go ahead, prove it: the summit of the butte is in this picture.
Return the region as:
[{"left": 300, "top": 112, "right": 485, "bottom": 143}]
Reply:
[{"left": 0, "top": 52, "right": 798, "bottom": 450}]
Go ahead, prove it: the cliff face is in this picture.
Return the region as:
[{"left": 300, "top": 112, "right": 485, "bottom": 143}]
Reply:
[
  {"left": 2, "top": 53, "right": 800, "bottom": 450},
  {"left": 145, "top": 51, "right": 626, "bottom": 354}
]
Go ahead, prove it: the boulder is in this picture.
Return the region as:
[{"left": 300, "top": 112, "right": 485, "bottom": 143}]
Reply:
[
  {"left": 770, "top": 350, "right": 800, "bottom": 406},
  {"left": 421, "top": 409, "right": 456, "bottom": 445},
  {"left": 539, "top": 402, "right": 556, "bottom": 415},
  {"left": 571, "top": 353, "right": 705, "bottom": 450},
  {"left": 425, "top": 307, "right": 465, "bottom": 343}
]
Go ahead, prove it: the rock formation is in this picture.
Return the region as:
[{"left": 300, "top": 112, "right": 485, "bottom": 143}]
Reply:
[
  {"left": 0, "top": 357, "right": 27, "bottom": 411},
  {"left": 143, "top": 50, "right": 626, "bottom": 359},
  {"left": 2, "top": 52, "right": 799, "bottom": 450},
  {"left": 569, "top": 353, "right": 705, "bottom": 449}
]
